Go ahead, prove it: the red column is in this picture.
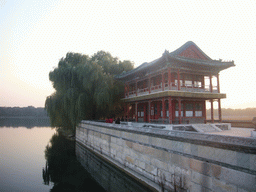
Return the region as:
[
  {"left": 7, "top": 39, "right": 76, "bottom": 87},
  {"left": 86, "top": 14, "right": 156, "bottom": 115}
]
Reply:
[
  {"left": 177, "top": 69, "right": 181, "bottom": 90},
  {"left": 168, "top": 68, "right": 171, "bottom": 90},
  {"left": 203, "top": 100, "right": 207, "bottom": 123},
  {"left": 135, "top": 102, "right": 138, "bottom": 122},
  {"left": 183, "top": 101, "right": 186, "bottom": 118},
  {"left": 162, "top": 97, "right": 166, "bottom": 123},
  {"left": 124, "top": 104, "right": 127, "bottom": 121},
  {"left": 178, "top": 98, "right": 182, "bottom": 124},
  {"left": 217, "top": 74, "right": 220, "bottom": 93},
  {"left": 202, "top": 76, "right": 205, "bottom": 90},
  {"left": 162, "top": 72, "right": 164, "bottom": 91},
  {"left": 157, "top": 101, "right": 160, "bottom": 120},
  {"left": 211, "top": 99, "right": 214, "bottom": 123},
  {"left": 218, "top": 99, "right": 222, "bottom": 122},
  {"left": 127, "top": 103, "right": 130, "bottom": 122},
  {"left": 128, "top": 82, "right": 130, "bottom": 98},
  {"left": 210, "top": 74, "right": 213, "bottom": 92},
  {"left": 143, "top": 103, "right": 146, "bottom": 122},
  {"left": 135, "top": 80, "right": 138, "bottom": 96},
  {"left": 168, "top": 97, "right": 172, "bottom": 124},
  {"left": 124, "top": 83, "right": 127, "bottom": 98},
  {"left": 193, "top": 102, "right": 195, "bottom": 117},
  {"left": 148, "top": 100, "right": 151, "bottom": 122},
  {"left": 148, "top": 76, "right": 151, "bottom": 94}
]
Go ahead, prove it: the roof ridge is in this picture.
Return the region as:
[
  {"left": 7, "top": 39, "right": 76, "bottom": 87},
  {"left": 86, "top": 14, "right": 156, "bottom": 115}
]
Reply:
[{"left": 170, "top": 41, "right": 212, "bottom": 60}]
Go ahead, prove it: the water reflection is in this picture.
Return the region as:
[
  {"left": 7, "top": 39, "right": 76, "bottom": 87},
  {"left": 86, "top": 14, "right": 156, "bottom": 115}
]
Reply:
[
  {"left": 0, "top": 117, "right": 50, "bottom": 128},
  {"left": 43, "top": 132, "right": 105, "bottom": 192},
  {"left": 76, "top": 142, "right": 153, "bottom": 192},
  {"left": 0, "top": 127, "right": 55, "bottom": 192}
]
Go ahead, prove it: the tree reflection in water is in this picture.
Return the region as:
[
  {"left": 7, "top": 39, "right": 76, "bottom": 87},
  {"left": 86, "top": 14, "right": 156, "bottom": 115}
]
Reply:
[{"left": 42, "top": 132, "right": 105, "bottom": 192}]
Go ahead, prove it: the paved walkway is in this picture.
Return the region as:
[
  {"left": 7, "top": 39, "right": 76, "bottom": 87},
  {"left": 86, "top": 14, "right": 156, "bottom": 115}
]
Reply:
[{"left": 208, "top": 127, "right": 255, "bottom": 138}]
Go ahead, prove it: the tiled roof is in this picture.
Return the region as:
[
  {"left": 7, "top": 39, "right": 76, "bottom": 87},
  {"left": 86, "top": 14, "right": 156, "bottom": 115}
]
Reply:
[{"left": 115, "top": 41, "right": 235, "bottom": 79}]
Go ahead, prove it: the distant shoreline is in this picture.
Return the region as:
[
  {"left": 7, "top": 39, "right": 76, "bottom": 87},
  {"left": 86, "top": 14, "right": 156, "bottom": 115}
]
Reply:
[{"left": 0, "top": 116, "right": 49, "bottom": 119}]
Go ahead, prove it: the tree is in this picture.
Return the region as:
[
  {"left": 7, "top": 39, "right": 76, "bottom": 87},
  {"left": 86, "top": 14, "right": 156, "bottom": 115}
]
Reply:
[{"left": 45, "top": 51, "right": 133, "bottom": 133}]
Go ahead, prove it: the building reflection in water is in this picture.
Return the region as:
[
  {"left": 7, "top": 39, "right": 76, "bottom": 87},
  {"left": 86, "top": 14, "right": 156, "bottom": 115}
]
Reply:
[{"left": 43, "top": 133, "right": 105, "bottom": 192}]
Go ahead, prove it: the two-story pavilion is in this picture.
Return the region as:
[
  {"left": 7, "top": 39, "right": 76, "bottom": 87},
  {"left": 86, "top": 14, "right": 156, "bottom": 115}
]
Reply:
[{"left": 115, "top": 41, "right": 235, "bottom": 124}]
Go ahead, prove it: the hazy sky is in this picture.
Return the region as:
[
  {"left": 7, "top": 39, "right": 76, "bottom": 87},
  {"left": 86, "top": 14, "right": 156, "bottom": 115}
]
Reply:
[{"left": 0, "top": 0, "right": 255, "bottom": 109}]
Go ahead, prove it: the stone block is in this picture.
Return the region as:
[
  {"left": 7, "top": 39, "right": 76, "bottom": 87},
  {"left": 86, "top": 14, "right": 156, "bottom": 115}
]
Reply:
[
  {"left": 140, "top": 169, "right": 155, "bottom": 181},
  {"left": 138, "top": 160, "right": 146, "bottom": 170},
  {"left": 132, "top": 142, "right": 145, "bottom": 153},
  {"left": 111, "top": 137, "right": 116, "bottom": 144},
  {"left": 122, "top": 131, "right": 133, "bottom": 140},
  {"left": 149, "top": 137, "right": 164, "bottom": 148},
  {"left": 141, "top": 153, "right": 151, "bottom": 163},
  {"left": 123, "top": 147, "right": 131, "bottom": 156},
  {"left": 222, "top": 149, "right": 237, "bottom": 166},
  {"left": 151, "top": 158, "right": 168, "bottom": 170},
  {"left": 134, "top": 134, "right": 149, "bottom": 145},
  {"left": 212, "top": 178, "right": 237, "bottom": 192},
  {"left": 189, "top": 158, "right": 211, "bottom": 176},
  {"left": 168, "top": 163, "right": 175, "bottom": 174},
  {"left": 210, "top": 163, "right": 222, "bottom": 179},
  {"left": 190, "top": 144, "right": 198, "bottom": 157},
  {"left": 237, "top": 152, "right": 250, "bottom": 169},
  {"left": 191, "top": 171, "right": 213, "bottom": 189},
  {"left": 116, "top": 138, "right": 123, "bottom": 146},
  {"left": 172, "top": 141, "right": 184, "bottom": 153},
  {"left": 101, "top": 134, "right": 110, "bottom": 141},
  {"left": 125, "top": 156, "right": 134, "bottom": 164},
  {"left": 183, "top": 143, "right": 191, "bottom": 154},
  {"left": 125, "top": 140, "right": 133, "bottom": 148},
  {"left": 160, "top": 138, "right": 173, "bottom": 150},
  {"left": 190, "top": 181, "right": 212, "bottom": 192},
  {"left": 145, "top": 163, "right": 158, "bottom": 176},
  {"left": 170, "top": 153, "right": 181, "bottom": 166},
  {"left": 142, "top": 145, "right": 155, "bottom": 156},
  {"left": 220, "top": 167, "right": 256, "bottom": 191},
  {"left": 178, "top": 155, "right": 190, "bottom": 169},
  {"left": 152, "top": 148, "right": 166, "bottom": 162},
  {"left": 237, "top": 188, "right": 249, "bottom": 192},
  {"left": 250, "top": 154, "right": 256, "bottom": 171}
]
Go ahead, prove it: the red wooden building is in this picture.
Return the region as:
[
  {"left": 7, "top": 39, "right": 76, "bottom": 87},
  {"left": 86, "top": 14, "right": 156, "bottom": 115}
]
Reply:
[{"left": 115, "top": 41, "right": 235, "bottom": 124}]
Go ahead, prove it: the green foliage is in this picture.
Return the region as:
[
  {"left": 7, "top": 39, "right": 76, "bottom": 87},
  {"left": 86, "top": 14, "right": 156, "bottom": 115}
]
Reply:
[{"left": 45, "top": 51, "right": 133, "bottom": 133}]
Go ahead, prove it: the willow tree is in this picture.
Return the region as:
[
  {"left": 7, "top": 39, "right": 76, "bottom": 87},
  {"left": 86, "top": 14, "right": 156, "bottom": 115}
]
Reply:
[{"left": 45, "top": 51, "right": 133, "bottom": 133}]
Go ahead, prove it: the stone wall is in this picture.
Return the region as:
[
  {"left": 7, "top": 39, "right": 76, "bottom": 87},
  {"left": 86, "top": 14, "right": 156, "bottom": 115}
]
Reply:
[{"left": 76, "top": 121, "right": 256, "bottom": 192}]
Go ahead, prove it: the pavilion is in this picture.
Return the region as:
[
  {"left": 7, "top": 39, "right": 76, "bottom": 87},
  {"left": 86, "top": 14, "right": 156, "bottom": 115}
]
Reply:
[{"left": 115, "top": 41, "right": 235, "bottom": 124}]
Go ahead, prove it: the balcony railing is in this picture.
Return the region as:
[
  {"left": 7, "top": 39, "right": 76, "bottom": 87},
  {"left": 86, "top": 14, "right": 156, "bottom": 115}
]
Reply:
[{"left": 125, "top": 83, "right": 218, "bottom": 98}]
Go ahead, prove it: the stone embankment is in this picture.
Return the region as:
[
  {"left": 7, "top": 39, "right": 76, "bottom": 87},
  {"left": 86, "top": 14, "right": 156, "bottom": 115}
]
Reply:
[{"left": 76, "top": 121, "right": 256, "bottom": 191}]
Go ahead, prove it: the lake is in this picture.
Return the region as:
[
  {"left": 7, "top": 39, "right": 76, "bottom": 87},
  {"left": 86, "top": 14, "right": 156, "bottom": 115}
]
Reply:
[{"left": 0, "top": 118, "right": 152, "bottom": 192}]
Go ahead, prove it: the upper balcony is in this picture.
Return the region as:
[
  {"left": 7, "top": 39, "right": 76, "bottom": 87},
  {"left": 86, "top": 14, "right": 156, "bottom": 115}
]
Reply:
[{"left": 124, "top": 81, "right": 223, "bottom": 101}]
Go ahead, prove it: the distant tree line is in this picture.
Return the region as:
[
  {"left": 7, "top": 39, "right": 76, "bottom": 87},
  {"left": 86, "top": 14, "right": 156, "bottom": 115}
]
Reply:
[
  {"left": 45, "top": 51, "right": 134, "bottom": 133},
  {"left": 0, "top": 106, "right": 48, "bottom": 117},
  {"left": 206, "top": 108, "right": 256, "bottom": 117}
]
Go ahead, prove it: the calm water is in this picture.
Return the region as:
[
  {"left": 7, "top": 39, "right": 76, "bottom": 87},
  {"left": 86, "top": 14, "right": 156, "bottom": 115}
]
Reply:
[
  {"left": 0, "top": 126, "right": 55, "bottom": 191},
  {"left": 0, "top": 118, "right": 152, "bottom": 192}
]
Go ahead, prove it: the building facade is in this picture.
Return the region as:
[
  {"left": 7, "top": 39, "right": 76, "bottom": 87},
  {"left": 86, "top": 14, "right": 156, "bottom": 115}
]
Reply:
[{"left": 115, "top": 41, "right": 235, "bottom": 124}]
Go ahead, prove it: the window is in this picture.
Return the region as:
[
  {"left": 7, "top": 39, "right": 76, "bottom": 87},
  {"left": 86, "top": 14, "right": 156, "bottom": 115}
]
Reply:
[
  {"left": 175, "top": 103, "right": 183, "bottom": 117},
  {"left": 195, "top": 103, "right": 203, "bottom": 117},
  {"left": 185, "top": 103, "right": 193, "bottom": 117},
  {"left": 185, "top": 80, "right": 192, "bottom": 86}
]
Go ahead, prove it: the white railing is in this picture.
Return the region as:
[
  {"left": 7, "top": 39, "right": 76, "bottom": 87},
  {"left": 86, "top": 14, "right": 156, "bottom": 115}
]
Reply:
[
  {"left": 180, "top": 83, "right": 218, "bottom": 93},
  {"left": 137, "top": 87, "right": 149, "bottom": 95},
  {"left": 150, "top": 84, "right": 162, "bottom": 93},
  {"left": 125, "top": 83, "right": 219, "bottom": 98}
]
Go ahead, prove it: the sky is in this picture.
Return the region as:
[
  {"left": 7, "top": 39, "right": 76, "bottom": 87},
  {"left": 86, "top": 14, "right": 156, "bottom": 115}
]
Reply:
[{"left": 0, "top": 0, "right": 255, "bottom": 109}]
